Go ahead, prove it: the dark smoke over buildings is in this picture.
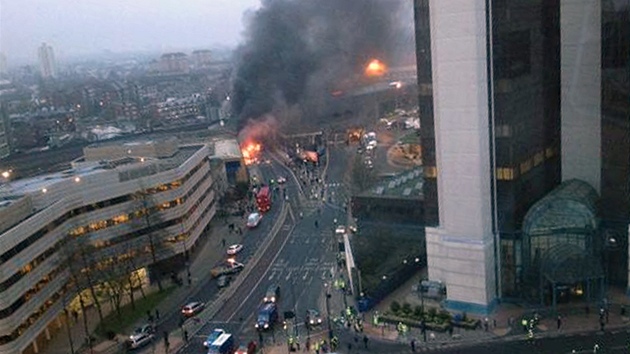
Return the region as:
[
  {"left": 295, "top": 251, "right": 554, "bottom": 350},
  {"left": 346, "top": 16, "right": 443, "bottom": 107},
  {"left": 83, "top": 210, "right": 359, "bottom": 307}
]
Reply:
[{"left": 232, "top": 0, "right": 413, "bottom": 131}]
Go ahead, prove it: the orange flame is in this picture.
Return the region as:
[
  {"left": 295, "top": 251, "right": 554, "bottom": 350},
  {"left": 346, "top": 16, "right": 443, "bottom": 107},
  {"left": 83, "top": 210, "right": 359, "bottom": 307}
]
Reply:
[
  {"left": 365, "top": 59, "right": 387, "bottom": 77},
  {"left": 241, "top": 141, "right": 262, "bottom": 165}
]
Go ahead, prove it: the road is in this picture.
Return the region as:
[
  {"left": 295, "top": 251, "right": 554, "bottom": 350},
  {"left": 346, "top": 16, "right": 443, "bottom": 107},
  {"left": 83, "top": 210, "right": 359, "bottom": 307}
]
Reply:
[
  {"left": 173, "top": 129, "right": 406, "bottom": 352},
  {"left": 177, "top": 152, "right": 343, "bottom": 352},
  {"left": 135, "top": 156, "right": 292, "bottom": 353}
]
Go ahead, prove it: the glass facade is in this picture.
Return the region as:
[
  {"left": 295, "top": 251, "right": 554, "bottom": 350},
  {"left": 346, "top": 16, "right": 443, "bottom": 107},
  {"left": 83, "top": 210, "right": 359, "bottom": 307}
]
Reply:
[
  {"left": 490, "top": 0, "right": 563, "bottom": 297},
  {"left": 414, "top": 0, "right": 629, "bottom": 301},
  {"left": 600, "top": 0, "right": 630, "bottom": 285},
  {"left": 414, "top": 0, "right": 438, "bottom": 226}
]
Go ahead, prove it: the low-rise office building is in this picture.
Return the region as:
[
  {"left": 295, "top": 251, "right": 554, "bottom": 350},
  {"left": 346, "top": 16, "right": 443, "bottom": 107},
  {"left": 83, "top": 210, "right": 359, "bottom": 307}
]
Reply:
[{"left": 0, "top": 138, "right": 220, "bottom": 354}]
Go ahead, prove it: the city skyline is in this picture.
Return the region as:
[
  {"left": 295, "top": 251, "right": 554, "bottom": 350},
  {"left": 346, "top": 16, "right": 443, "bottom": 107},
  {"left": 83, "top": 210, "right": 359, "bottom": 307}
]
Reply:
[{"left": 0, "top": 0, "right": 260, "bottom": 65}]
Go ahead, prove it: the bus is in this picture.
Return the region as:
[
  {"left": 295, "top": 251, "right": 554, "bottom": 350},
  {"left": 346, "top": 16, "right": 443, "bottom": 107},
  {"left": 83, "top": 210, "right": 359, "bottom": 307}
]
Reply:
[
  {"left": 256, "top": 186, "right": 272, "bottom": 212},
  {"left": 208, "top": 333, "right": 234, "bottom": 354}
]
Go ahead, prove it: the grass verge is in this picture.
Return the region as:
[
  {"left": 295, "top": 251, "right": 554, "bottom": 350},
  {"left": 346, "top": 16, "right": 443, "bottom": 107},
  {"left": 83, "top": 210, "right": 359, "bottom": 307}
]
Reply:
[{"left": 95, "top": 286, "right": 175, "bottom": 337}]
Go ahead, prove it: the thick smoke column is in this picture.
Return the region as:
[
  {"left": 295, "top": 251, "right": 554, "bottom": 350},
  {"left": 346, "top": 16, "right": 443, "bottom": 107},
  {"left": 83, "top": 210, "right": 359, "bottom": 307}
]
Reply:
[{"left": 232, "top": 0, "right": 412, "bottom": 130}]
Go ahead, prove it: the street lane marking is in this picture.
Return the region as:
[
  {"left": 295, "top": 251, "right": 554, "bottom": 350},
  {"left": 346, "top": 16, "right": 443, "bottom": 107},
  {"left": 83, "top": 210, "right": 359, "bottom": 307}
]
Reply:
[
  {"left": 302, "top": 271, "right": 309, "bottom": 280},
  {"left": 268, "top": 271, "right": 276, "bottom": 280},
  {"left": 285, "top": 270, "right": 293, "bottom": 281}
]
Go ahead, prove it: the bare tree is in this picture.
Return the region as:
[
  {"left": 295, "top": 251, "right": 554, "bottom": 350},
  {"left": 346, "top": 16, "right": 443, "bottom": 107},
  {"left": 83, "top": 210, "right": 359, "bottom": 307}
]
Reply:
[
  {"left": 58, "top": 236, "right": 99, "bottom": 353},
  {"left": 135, "top": 187, "right": 165, "bottom": 292}
]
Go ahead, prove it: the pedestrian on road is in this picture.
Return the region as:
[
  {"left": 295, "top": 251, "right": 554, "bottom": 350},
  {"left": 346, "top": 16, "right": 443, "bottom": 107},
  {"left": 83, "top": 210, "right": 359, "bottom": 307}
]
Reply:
[
  {"left": 484, "top": 317, "right": 489, "bottom": 332},
  {"left": 221, "top": 238, "right": 226, "bottom": 247},
  {"left": 410, "top": 339, "right": 416, "bottom": 353},
  {"left": 347, "top": 342, "right": 352, "bottom": 353},
  {"left": 184, "top": 330, "right": 189, "bottom": 343},
  {"left": 557, "top": 315, "right": 562, "bottom": 330},
  {"left": 155, "top": 309, "right": 160, "bottom": 321},
  {"left": 71, "top": 310, "right": 79, "bottom": 323},
  {"left": 363, "top": 335, "right": 368, "bottom": 349}
]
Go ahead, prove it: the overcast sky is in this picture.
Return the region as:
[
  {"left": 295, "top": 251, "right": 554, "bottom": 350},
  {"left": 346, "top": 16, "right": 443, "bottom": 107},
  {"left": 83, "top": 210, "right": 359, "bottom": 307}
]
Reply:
[{"left": 0, "top": 0, "right": 260, "bottom": 64}]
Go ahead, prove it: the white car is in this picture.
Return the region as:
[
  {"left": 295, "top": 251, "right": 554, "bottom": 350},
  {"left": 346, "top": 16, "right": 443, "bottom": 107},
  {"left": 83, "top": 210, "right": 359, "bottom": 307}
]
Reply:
[
  {"left": 335, "top": 225, "right": 346, "bottom": 235},
  {"left": 181, "top": 301, "right": 205, "bottom": 317},
  {"left": 247, "top": 212, "right": 263, "bottom": 228},
  {"left": 127, "top": 332, "right": 154, "bottom": 349},
  {"left": 277, "top": 176, "right": 287, "bottom": 184},
  {"left": 227, "top": 244, "right": 243, "bottom": 255}
]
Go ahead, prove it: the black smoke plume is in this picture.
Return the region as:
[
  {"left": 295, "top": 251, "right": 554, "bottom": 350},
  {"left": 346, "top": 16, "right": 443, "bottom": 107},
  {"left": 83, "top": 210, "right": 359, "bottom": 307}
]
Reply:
[{"left": 232, "top": 0, "right": 413, "bottom": 130}]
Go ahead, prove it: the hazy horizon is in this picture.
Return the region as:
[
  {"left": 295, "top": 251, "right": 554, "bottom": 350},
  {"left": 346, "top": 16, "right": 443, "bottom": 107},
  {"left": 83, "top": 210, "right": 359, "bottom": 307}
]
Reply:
[{"left": 0, "top": 0, "right": 260, "bottom": 66}]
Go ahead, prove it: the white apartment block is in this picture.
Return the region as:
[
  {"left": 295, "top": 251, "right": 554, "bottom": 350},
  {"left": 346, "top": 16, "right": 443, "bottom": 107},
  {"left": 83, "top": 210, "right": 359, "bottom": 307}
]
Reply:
[{"left": 0, "top": 138, "right": 222, "bottom": 354}]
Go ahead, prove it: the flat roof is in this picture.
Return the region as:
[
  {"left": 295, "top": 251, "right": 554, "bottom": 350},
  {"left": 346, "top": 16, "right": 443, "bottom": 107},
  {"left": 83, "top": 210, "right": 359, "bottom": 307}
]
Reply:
[
  {"left": 358, "top": 167, "right": 424, "bottom": 200},
  {"left": 213, "top": 139, "right": 242, "bottom": 160},
  {"left": 0, "top": 145, "right": 202, "bottom": 198}
]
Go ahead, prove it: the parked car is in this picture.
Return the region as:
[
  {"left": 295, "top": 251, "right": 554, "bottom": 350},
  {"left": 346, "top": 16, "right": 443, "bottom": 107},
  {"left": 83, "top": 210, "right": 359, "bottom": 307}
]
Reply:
[
  {"left": 217, "top": 275, "right": 231, "bottom": 288},
  {"left": 132, "top": 324, "right": 154, "bottom": 336},
  {"left": 247, "top": 212, "right": 263, "bottom": 228},
  {"left": 263, "top": 284, "right": 280, "bottom": 303},
  {"left": 277, "top": 176, "right": 287, "bottom": 184},
  {"left": 127, "top": 332, "right": 154, "bottom": 350},
  {"left": 210, "top": 261, "right": 244, "bottom": 278},
  {"left": 181, "top": 301, "right": 205, "bottom": 317},
  {"left": 203, "top": 328, "right": 226, "bottom": 348},
  {"left": 227, "top": 244, "right": 243, "bottom": 255},
  {"left": 335, "top": 225, "right": 346, "bottom": 235}
]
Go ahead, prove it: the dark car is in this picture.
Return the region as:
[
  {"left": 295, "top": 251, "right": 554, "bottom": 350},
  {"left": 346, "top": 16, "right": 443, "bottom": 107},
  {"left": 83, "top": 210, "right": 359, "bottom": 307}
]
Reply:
[
  {"left": 263, "top": 284, "right": 280, "bottom": 303},
  {"left": 217, "top": 275, "right": 230, "bottom": 288},
  {"left": 254, "top": 303, "right": 278, "bottom": 330},
  {"left": 306, "top": 309, "right": 323, "bottom": 327}
]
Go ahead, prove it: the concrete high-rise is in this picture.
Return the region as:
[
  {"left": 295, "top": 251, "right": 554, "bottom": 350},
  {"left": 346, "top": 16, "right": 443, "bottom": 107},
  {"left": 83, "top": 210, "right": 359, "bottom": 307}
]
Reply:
[
  {"left": 38, "top": 43, "right": 56, "bottom": 79},
  {"left": 415, "top": 0, "right": 629, "bottom": 313}
]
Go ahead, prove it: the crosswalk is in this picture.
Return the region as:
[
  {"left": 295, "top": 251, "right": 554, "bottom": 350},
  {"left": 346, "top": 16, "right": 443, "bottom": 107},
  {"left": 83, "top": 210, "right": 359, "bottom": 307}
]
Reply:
[{"left": 267, "top": 258, "right": 336, "bottom": 283}]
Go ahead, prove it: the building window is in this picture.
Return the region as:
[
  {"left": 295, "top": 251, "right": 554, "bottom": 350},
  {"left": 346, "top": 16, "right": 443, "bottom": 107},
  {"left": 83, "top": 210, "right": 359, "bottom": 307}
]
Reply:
[
  {"left": 424, "top": 166, "right": 437, "bottom": 178},
  {"left": 496, "top": 167, "right": 516, "bottom": 181},
  {"left": 494, "top": 30, "right": 532, "bottom": 79},
  {"left": 520, "top": 158, "right": 533, "bottom": 175},
  {"left": 534, "top": 152, "right": 544, "bottom": 166}
]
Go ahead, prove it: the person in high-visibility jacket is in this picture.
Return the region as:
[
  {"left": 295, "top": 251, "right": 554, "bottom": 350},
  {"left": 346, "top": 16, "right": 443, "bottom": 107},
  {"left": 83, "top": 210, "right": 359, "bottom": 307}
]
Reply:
[{"left": 331, "top": 336, "right": 339, "bottom": 350}]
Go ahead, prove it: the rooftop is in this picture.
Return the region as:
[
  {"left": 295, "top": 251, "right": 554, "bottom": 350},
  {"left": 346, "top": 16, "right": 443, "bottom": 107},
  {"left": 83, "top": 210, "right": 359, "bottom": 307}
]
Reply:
[
  {"left": 0, "top": 141, "right": 203, "bottom": 199},
  {"left": 213, "top": 139, "right": 242, "bottom": 161},
  {"left": 359, "top": 167, "right": 424, "bottom": 200}
]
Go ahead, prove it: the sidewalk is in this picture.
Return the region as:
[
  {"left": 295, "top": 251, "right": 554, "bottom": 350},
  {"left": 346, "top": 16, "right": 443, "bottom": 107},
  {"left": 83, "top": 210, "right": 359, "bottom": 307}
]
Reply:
[
  {"left": 341, "top": 270, "right": 630, "bottom": 351},
  {"left": 40, "top": 214, "right": 244, "bottom": 354}
]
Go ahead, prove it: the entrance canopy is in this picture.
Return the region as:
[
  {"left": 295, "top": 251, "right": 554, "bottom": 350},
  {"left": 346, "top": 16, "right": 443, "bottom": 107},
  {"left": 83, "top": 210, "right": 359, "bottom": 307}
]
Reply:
[
  {"left": 523, "top": 179, "right": 598, "bottom": 238},
  {"left": 540, "top": 243, "right": 603, "bottom": 284},
  {"left": 522, "top": 179, "right": 599, "bottom": 263}
]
